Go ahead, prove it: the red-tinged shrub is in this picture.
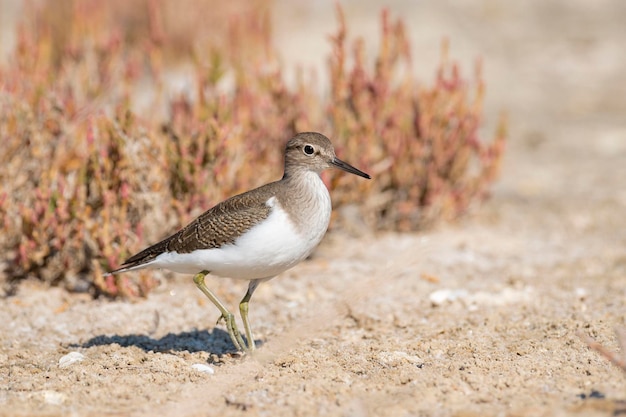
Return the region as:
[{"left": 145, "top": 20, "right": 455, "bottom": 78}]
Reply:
[{"left": 0, "top": 1, "right": 505, "bottom": 296}]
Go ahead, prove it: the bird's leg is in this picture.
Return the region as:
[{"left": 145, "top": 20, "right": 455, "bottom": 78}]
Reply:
[
  {"left": 239, "top": 279, "right": 262, "bottom": 351},
  {"left": 193, "top": 271, "right": 246, "bottom": 352}
]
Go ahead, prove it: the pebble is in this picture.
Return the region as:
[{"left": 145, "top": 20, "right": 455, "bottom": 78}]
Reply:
[
  {"left": 191, "top": 363, "right": 215, "bottom": 374},
  {"left": 429, "top": 288, "right": 467, "bottom": 306},
  {"left": 378, "top": 351, "right": 424, "bottom": 367},
  {"left": 42, "top": 390, "right": 66, "bottom": 405},
  {"left": 58, "top": 351, "right": 85, "bottom": 368}
]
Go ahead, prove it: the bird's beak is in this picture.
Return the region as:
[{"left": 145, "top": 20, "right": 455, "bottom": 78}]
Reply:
[{"left": 330, "top": 157, "right": 371, "bottom": 179}]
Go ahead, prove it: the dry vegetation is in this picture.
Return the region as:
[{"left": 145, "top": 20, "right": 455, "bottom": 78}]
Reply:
[{"left": 0, "top": 0, "right": 505, "bottom": 296}]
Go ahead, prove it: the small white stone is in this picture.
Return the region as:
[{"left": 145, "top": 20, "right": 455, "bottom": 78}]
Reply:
[
  {"left": 42, "top": 390, "right": 66, "bottom": 405},
  {"left": 191, "top": 363, "right": 215, "bottom": 374},
  {"left": 59, "top": 351, "right": 85, "bottom": 368},
  {"left": 429, "top": 289, "right": 453, "bottom": 306},
  {"left": 378, "top": 351, "right": 424, "bottom": 366},
  {"left": 575, "top": 287, "right": 587, "bottom": 300},
  {"left": 429, "top": 288, "right": 467, "bottom": 306}
]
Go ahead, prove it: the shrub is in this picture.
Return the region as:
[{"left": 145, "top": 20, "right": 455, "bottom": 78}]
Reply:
[{"left": 0, "top": 1, "right": 505, "bottom": 296}]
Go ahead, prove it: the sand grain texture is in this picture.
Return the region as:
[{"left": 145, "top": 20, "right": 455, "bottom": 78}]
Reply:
[{"left": 2, "top": 1, "right": 626, "bottom": 416}]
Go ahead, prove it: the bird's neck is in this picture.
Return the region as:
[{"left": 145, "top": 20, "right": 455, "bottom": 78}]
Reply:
[{"left": 278, "top": 170, "right": 331, "bottom": 240}]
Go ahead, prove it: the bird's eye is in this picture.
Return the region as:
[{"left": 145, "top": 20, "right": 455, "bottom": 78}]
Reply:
[{"left": 303, "top": 145, "right": 315, "bottom": 155}]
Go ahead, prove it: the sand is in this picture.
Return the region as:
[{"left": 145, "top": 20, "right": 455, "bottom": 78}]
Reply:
[{"left": 2, "top": 1, "right": 626, "bottom": 416}]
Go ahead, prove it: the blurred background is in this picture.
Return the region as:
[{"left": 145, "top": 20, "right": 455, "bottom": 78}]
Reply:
[
  {"left": 3, "top": 0, "right": 624, "bottom": 135},
  {"left": 0, "top": 0, "right": 624, "bottom": 295}
]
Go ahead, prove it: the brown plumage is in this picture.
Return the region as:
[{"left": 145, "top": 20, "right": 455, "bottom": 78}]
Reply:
[{"left": 113, "top": 183, "right": 278, "bottom": 272}]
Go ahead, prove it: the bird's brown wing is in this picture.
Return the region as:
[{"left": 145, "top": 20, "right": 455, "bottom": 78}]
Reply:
[{"left": 115, "top": 183, "right": 278, "bottom": 271}]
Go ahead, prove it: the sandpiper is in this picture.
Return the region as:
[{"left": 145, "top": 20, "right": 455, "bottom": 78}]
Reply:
[{"left": 106, "top": 132, "right": 370, "bottom": 352}]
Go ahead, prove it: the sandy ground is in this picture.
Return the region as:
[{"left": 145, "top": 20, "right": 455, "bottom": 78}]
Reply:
[{"left": 2, "top": 0, "right": 626, "bottom": 416}]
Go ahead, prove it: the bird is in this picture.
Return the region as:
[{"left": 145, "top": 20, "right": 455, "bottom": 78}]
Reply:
[{"left": 105, "top": 132, "right": 371, "bottom": 352}]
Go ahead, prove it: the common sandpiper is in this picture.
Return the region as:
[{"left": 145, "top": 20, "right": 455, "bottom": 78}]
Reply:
[{"left": 106, "top": 132, "right": 371, "bottom": 352}]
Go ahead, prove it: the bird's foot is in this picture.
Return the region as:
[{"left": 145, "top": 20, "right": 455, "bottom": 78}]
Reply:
[{"left": 218, "top": 312, "right": 248, "bottom": 353}]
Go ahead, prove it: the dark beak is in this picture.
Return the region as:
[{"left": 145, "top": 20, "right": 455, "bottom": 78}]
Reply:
[{"left": 330, "top": 157, "right": 371, "bottom": 179}]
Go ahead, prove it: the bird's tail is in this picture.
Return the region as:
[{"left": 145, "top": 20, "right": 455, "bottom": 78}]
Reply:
[{"left": 103, "top": 261, "right": 152, "bottom": 277}]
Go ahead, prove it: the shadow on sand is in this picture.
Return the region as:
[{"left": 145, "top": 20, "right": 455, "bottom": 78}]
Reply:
[{"left": 70, "top": 328, "right": 249, "bottom": 356}]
